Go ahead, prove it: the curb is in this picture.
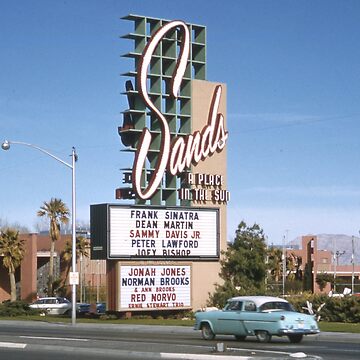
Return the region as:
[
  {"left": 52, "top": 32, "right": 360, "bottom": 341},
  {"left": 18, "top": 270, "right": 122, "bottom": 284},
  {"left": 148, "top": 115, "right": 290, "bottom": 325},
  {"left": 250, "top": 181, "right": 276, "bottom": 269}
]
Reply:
[{"left": 17, "top": 343, "right": 323, "bottom": 360}]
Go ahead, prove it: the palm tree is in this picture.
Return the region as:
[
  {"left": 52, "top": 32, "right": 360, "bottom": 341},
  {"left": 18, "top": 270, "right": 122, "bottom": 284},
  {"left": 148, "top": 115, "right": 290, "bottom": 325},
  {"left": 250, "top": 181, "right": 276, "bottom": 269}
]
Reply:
[
  {"left": 0, "top": 229, "right": 25, "bottom": 301},
  {"left": 267, "top": 247, "right": 283, "bottom": 282},
  {"left": 37, "top": 198, "right": 69, "bottom": 296},
  {"left": 62, "top": 235, "right": 89, "bottom": 287}
]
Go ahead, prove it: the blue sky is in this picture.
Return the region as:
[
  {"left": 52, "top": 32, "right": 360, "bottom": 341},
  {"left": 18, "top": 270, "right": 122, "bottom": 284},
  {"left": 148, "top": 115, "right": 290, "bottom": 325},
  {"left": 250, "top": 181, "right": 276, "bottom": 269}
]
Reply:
[{"left": 1, "top": 0, "right": 359, "bottom": 244}]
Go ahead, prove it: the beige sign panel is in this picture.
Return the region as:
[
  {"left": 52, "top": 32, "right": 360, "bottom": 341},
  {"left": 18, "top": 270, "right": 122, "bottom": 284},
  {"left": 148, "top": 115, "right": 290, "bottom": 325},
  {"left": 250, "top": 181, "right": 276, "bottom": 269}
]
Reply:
[{"left": 119, "top": 265, "right": 191, "bottom": 310}]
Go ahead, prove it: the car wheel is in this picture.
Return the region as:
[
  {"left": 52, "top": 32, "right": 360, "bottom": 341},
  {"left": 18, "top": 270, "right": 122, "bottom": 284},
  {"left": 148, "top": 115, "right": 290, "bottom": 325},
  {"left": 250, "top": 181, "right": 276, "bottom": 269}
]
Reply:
[
  {"left": 288, "top": 334, "right": 303, "bottom": 343},
  {"left": 255, "top": 330, "right": 271, "bottom": 343},
  {"left": 234, "top": 335, "right": 247, "bottom": 341},
  {"left": 201, "top": 323, "right": 215, "bottom": 340}
]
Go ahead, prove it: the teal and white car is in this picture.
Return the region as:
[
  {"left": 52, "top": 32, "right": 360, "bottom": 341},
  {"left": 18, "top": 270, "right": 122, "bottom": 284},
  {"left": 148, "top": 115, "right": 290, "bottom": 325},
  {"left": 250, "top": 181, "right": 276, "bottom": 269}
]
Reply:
[{"left": 194, "top": 296, "right": 320, "bottom": 343}]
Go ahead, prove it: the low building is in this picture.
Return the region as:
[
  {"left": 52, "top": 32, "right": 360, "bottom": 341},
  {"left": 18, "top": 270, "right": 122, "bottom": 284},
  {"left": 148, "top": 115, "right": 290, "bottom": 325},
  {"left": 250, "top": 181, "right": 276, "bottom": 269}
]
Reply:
[
  {"left": 0, "top": 233, "right": 106, "bottom": 303},
  {"left": 289, "top": 236, "right": 360, "bottom": 294}
]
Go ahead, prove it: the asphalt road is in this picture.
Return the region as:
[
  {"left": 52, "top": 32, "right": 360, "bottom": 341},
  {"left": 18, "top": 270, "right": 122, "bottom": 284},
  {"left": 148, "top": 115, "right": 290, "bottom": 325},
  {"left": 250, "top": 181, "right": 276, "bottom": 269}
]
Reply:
[{"left": 0, "top": 320, "right": 359, "bottom": 359}]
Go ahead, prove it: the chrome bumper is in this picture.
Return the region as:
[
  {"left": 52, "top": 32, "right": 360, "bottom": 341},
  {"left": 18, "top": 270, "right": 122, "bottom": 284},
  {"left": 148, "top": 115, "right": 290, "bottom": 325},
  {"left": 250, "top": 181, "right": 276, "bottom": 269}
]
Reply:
[{"left": 278, "top": 328, "right": 320, "bottom": 335}]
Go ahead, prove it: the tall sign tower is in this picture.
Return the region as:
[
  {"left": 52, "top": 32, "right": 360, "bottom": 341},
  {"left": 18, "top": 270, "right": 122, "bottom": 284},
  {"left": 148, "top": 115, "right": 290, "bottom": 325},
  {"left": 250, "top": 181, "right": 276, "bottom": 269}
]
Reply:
[{"left": 91, "top": 14, "right": 229, "bottom": 312}]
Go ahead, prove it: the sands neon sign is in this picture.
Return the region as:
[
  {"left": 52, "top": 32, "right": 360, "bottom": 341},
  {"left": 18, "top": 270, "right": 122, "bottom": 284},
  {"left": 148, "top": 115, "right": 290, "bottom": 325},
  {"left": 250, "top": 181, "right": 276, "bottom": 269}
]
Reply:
[{"left": 133, "top": 20, "right": 228, "bottom": 200}]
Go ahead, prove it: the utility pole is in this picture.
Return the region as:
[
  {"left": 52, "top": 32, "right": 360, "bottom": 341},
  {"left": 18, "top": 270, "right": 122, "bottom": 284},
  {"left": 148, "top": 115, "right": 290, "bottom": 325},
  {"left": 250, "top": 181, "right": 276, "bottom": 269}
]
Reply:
[
  {"left": 96, "top": 259, "right": 100, "bottom": 303},
  {"left": 352, "top": 235, "right": 355, "bottom": 294},
  {"left": 282, "top": 230, "right": 288, "bottom": 297},
  {"left": 333, "top": 250, "right": 345, "bottom": 293}
]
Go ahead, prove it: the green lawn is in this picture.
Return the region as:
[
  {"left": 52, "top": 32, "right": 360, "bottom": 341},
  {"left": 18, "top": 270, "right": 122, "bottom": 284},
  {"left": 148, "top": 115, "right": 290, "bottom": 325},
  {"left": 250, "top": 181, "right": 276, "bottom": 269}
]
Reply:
[
  {"left": 1, "top": 315, "right": 360, "bottom": 333},
  {"left": 319, "top": 321, "right": 360, "bottom": 333},
  {"left": 0, "top": 315, "right": 195, "bottom": 327}
]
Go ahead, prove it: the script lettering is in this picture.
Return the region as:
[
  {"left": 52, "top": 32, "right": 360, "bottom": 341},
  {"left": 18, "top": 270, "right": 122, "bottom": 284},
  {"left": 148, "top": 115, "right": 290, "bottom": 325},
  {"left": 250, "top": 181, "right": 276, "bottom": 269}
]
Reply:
[{"left": 133, "top": 20, "right": 228, "bottom": 200}]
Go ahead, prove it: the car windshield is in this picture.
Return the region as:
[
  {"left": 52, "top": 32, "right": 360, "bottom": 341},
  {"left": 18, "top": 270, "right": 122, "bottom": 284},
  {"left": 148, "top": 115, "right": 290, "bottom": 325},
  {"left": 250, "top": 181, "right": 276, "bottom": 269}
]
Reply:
[{"left": 259, "top": 301, "right": 295, "bottom": 312}]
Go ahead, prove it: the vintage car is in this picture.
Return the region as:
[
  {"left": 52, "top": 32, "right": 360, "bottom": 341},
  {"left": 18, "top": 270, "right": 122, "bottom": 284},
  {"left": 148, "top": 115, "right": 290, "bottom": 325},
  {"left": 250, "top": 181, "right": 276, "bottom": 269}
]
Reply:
[
  {"left": 29, "top": 297, "right": 71, "bottom": 315},
  {"left": 194, "top": 296, "right": 320, "bottom": 343}
]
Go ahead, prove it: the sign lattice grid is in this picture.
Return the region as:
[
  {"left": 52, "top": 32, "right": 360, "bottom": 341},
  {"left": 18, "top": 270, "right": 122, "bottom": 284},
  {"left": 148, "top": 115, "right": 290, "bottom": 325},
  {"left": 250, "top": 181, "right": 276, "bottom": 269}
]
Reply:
[{"left": 121, "top": 15, "right": 206, "bottom": 206}]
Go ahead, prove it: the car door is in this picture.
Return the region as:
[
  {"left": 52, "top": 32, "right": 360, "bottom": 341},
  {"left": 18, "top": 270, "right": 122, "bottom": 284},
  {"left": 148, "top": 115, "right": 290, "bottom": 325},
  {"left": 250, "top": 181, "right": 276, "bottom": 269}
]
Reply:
[
  {"left": 214, "top": 301, "right": 247, "bottom": 336},
  {"left": 32, "top": 299, "right": 45, "bottom": 311},
  {"left": 241, "top": 300, "right": 261, "bottom": 333},
  {"left": 44, "top": 298, "right": 57, "bottom": 314}
]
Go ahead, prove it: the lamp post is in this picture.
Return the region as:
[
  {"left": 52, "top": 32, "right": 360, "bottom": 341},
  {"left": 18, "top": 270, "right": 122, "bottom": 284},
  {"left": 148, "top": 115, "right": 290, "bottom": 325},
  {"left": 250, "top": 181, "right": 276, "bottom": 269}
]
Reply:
[{"left": 1, "top": 140, "right": 78, "bottom": 325}]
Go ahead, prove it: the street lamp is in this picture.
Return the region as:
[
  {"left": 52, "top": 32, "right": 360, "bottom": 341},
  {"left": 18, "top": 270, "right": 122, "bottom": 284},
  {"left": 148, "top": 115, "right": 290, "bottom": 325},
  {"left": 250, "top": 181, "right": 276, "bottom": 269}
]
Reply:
[{"left": 1, "top": 140, "right": 78, "bottom": 325}]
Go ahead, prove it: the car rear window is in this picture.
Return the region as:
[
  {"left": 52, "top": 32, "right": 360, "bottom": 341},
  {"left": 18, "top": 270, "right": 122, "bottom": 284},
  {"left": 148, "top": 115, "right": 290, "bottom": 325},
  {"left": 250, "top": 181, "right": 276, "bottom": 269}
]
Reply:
[{"left": 259, "top": 301, "right": 294, "bottom": 312}]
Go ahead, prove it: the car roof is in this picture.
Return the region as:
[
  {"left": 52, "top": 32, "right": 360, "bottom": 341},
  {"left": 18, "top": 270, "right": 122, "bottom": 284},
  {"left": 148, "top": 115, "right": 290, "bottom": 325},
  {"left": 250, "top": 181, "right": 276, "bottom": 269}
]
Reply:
[
  {"left": 38, "top": 297, "right": 67, "bottom": 300},
  {"left": 227, "top": 296, "right": 288, "bottom": 307}
]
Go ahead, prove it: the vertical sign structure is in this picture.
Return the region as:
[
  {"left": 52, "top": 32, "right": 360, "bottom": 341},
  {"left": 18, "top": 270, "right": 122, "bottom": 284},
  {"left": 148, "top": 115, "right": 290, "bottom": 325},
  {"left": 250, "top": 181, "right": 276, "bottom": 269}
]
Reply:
[
  {"left": 118, "top": 15, "right": 207, "bottom": 206},
  {"left": 90, "top": 14, "right": 228, "bottom": 312}
]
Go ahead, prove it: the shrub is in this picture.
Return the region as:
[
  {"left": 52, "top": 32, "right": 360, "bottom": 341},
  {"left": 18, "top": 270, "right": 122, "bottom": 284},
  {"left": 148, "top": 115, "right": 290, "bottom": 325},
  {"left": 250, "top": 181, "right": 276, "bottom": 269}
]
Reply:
[
  {"left": 287, "top": 294, "right": 360, "bottom": 323},
  {"left": 0, "top": 300, "right": 39, "bottom": 317},
  {"left": 99, "top": 314, "right": 118, "bottom": 320}
]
